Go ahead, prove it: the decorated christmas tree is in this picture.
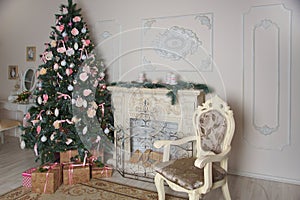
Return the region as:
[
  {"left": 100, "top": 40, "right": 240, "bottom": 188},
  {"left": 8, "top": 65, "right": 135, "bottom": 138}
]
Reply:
[{"left": 21, "top": 0, "right": 114, "bottom": 164}]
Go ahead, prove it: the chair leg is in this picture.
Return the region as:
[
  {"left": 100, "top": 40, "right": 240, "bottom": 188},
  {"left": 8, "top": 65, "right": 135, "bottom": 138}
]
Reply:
[
  {"left": 221, "top": 182, "right": 231, "bottom": 200},
  {"left": 188, "top": 192, "right": 201, "bottom": 200},
  {"left": 154, "top": 174, "right": 165, "bottom": 200},
  {"left": 0, "top": 132, "right": 4, "bottom": 144}
]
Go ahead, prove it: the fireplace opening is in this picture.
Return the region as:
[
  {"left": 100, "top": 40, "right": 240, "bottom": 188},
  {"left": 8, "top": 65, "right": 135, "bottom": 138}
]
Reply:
[{"left": 114, "top": 118, "right": 193, "bottom": 181}]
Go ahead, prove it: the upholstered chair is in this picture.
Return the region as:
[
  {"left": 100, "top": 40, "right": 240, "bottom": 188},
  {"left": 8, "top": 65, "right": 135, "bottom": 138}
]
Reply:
[
  {"left": 0, "top": 119, "right": 21, "bottom": 144},
  {"left": 153, "top": 95, "right": 235, "bottom": 200}
]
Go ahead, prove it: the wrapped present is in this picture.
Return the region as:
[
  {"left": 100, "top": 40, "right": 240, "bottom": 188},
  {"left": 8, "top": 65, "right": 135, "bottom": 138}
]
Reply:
[
  {"left": 90, "top": 149, "right": 104, "bottom": 163},
  {"left": 63, "top": 150, "right": 90, "bottom": 185},
  {"left": 63, "top": 163, "right": 90, "bottom": 185},
  {"left": 63, "top": 163, "right": 91, "bottom": 185},
  {"left": 91, "top": 165, "right": 113, "bottom": 179},
  {"left": 60, "top": 149, "right": 79, "bottom": 163},
  {"left": 22, "top": 167, "right": 36, "bottom": 187},
  {"left": 31, "top": 163, "right": 62, "bottom": 194}
]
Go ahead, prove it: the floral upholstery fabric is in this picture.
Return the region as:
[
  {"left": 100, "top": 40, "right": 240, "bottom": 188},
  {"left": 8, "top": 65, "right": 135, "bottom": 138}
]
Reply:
[
  {"left": 154, "top": 157, "right": 226, "bottom": 190},
  {"left": 199, "top": 110, "right": 227, "bottom": 154}
]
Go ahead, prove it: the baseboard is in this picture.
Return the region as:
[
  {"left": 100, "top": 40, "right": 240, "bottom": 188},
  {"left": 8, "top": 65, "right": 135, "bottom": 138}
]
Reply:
[{"left": 228, "top": 169, "right": 300, "bottom": 186}]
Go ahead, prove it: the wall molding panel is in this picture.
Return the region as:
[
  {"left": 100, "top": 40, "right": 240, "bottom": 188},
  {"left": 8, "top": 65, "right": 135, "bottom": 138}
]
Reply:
[
  {"left": 243, "top": 4, "right": 292, "bottom": 150},
  {"left": 93, "top": 19, "right": 122, "bottom": 82},
  {"left": 141, "top": 13, "right": 214, "bottom": 73}
]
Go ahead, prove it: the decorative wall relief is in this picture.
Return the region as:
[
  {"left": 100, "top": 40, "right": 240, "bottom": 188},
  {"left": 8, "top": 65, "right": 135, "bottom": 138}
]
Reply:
[
  {"left": 243, "top": 4, "right": 292, "bottom": 150},
  {"left": 153, "top": 26, "right": 202, "bottom": 61},
  {"left": 93, "top": 20, "right": 122, "bottom": 82},
  {"left": 141, "top": 13, "right": 214, "bottom": 72}
]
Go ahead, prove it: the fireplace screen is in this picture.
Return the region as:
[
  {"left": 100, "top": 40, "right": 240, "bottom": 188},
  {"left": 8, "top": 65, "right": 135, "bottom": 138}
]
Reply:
[{"left": 115, "top": 118, "right": 194, "bottom": 181}]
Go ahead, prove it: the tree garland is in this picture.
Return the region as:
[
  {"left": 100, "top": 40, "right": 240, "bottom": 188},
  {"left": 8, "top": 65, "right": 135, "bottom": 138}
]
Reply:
[{"left": 110, "top": 81, "right": 210, "bottom": 105}]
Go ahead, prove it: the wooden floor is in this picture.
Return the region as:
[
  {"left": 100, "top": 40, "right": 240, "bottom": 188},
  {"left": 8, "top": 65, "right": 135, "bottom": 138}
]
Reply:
[{"left": 1, "top": 136, "right": 300, "bottom": 200}]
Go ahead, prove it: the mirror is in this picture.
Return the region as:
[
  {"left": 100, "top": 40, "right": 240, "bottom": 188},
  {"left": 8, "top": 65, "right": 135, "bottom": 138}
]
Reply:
[{"left": 22, "top": 68, "right": 36, "bottom": 91}]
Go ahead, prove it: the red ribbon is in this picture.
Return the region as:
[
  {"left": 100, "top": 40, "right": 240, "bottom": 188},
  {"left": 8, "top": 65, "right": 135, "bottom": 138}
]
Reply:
[
  {"left": 98, "top": 103, "right": 105, "bottom": 117},
  {"left": 43, "top": 162, "right": 59, "bottom": 193},
  {"left": 41, "top": 52, "right": 48, "bottom": 63},
  {"left": 79, "top": 45, "right": 89, "bottom": 60},
  {"left": 36, "top": 110, "right": 45, "bottom": 120},
  {"left": 57, "top": 72, "right": 63, "bottom": 80},
  {"left": 57, "top": 92, "right": 71, "bottom": 99},
  {"left": 100, "top": 166, "right": 112, "bottom": 177},
  {"left": 66, "top": 151, "right": 88, "bottom": 185}
]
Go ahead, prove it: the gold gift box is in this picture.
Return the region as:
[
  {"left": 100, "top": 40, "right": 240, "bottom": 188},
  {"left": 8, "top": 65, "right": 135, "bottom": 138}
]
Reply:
[
  {"left": 31, "top": 163, "right": 62, "bottom": 194},
  {"left": 91, "top": 165, "right": 113, "bottom": 178},
  {"left": 60, "top": 149, "right": 79, "bottom": 163},
  {"left": 63, "top": 163, "right": 90, "bottom": 185}
]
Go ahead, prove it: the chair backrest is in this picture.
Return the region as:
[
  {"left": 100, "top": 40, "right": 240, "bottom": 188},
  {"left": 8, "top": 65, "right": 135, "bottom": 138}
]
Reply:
[{"left": 193, "top": 95, "right": 235, "bottom": 157}]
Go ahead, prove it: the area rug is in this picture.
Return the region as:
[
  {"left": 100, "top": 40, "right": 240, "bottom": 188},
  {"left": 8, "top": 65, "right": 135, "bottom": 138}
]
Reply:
[{"left": 0, "top": 178, "right": 187, "bottom": 200}]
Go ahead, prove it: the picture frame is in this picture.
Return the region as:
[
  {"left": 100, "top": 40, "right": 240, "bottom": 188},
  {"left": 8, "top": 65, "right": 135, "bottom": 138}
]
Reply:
[
  {"left": 8, "top": 65, "right": 18, "bottom": 80},
  {"left": 26, "top": 46, "right": 36, "bottom": 62}
]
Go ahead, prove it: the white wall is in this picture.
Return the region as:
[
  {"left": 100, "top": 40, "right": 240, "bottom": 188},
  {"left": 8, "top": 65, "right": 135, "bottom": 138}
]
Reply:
[{"left": 0, "top": 0, "right": 299, "bottom": 185}]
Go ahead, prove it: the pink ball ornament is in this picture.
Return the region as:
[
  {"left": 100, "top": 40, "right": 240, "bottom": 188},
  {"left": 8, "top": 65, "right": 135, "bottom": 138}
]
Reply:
[{"left": 71, "top": 28, "right": 79, "bottom": 36}]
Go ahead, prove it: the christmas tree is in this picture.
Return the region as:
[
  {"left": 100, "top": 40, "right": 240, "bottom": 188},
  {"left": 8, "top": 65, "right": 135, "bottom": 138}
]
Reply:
[{"left": 21, "top": 0, "right": 114, "bottom": 164}]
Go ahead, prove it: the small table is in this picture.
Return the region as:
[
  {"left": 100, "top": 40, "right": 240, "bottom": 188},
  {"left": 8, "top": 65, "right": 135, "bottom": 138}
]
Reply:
[{"left": 0, "top": 100, "right": 35, "bottom": 138}]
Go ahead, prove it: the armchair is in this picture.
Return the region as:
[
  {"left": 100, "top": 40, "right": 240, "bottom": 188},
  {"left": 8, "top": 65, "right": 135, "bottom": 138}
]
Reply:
[{"left": 153, "top": 95, "right": 235, "bottom": 200}]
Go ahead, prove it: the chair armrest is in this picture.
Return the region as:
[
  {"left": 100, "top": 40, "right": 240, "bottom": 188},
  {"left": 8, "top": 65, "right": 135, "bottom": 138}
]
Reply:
[
  {"left": 153, "top": 135, "right": 196, "bottom": 148},
  {"left": 153, "top": 135, "right": 196, "bottom": 162},
  {"left": 194, "top": 146, "right": 231, "bottom": 168}
]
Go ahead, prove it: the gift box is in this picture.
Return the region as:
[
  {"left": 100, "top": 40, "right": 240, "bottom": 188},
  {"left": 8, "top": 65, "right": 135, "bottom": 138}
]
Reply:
[
  {"left": 60, "top": 149, "right": 79, "bottom": 163},
  {"left": 91, "top": 165, "right": 113, "bottom": 179},
  {"left": 63, "top": 163, "right": 90, "bottom": 185},
  {"left": 22, "top": 167, "right": 36, "bottom": 187},
  {"left": 31, "top": 163, "right": 62, "bottom": 194}
]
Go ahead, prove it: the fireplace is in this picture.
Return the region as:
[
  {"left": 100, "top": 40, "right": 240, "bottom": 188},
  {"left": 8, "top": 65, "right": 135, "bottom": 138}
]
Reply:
[{"left": 107, "top": 86, "right": 205, "bottom": 181}]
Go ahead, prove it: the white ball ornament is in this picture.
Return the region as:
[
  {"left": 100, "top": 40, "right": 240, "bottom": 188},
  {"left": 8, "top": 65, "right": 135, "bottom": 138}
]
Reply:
[
  {"left": 41, "top": 135, "right": 47, "bottom": 142},
  {"left": 83, "top": 126, "right": 88, "bottom": 135},
  {"left": 54, "top": 108, "right": 59, "bottom": 117},
  {"left": 67, "top": 85, "right": 74, "bottom": 91},
  {"left": 61, "top": 60, "right": 66, "bottom": 66},
  {"left": 104, "top": 127, "right": 110, "bottom": 134},
  {"left": 81, "top": 27, "right": 86, "bottom": 33},
  {"left": 74, "top": 43, "right": 78, "bottom": 50},
  {"left": 37, "top": 96, "right": 43, "bottom": 105},
  {"left": 62, "top": 32, "right": 67, "bottom": 37},
  {"left": 70, "top": 63, "right": 75, "bottom": 68},
  {"left": 20, "top": 140, "right": 26, "bottom": 149},
  {"left": 100, "top": 72, "right": 105, "bottom": 79},
  {"left": 81, "top": 55, "right": 86, "bottom": 60}
]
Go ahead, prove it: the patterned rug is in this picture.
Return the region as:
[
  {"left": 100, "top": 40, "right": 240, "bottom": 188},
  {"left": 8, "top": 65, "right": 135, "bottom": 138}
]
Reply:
[{"left": 0, "top": 178, "right": 186, "bottom": 200}]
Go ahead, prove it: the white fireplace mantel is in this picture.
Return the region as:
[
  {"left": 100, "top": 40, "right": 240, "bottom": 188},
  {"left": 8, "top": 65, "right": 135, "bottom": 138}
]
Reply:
[
  {"left": 108, "top": 86, "right": 205, "bottom": 180},
  {"left": 108, "top": 86, "right": 205, "bottom": 136}
]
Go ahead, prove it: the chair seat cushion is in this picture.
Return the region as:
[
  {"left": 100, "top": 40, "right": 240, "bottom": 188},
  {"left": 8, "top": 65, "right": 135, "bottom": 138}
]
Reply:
[
  {"left": 0, "top": 119, "right": 20, "bottom": 131},
  {"left": 154, "top": 157, "right": 226, "bottom": 190}
]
